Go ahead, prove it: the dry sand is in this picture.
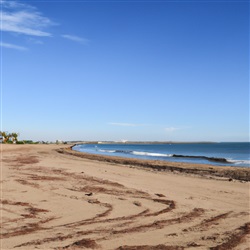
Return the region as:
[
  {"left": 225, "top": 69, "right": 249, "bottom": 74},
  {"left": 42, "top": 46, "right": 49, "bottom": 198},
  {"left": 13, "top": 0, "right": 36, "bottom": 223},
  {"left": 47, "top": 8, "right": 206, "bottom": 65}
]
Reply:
[{"left": 1, "top": 144, "right": 249, "bottom": 250}]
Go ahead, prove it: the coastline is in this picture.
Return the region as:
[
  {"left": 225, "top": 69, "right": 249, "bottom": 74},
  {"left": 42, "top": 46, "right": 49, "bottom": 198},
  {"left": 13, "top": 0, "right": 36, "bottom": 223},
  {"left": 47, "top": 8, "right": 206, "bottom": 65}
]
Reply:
[
  {"left": 72, "top": 142, "right": 250, "bottom": 167},
  {"left": 59, "top": 146, "right": 250, "bottom": 182},
  {"left": 1, "top": 144, "right": 250, "bottom": 249}
]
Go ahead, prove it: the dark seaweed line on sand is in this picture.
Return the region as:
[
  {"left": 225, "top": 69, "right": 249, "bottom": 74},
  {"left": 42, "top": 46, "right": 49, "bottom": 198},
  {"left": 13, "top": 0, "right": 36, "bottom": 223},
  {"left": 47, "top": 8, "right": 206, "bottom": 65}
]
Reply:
[{"left": 56, "top": 147, "right": 250, "bottom": 182}]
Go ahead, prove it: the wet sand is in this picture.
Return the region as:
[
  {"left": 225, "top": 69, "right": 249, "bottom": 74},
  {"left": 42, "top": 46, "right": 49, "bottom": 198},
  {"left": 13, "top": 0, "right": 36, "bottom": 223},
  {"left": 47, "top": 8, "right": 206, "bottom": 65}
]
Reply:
[{"left": 1, "top": 144, "right": 249, "bottom": 249}]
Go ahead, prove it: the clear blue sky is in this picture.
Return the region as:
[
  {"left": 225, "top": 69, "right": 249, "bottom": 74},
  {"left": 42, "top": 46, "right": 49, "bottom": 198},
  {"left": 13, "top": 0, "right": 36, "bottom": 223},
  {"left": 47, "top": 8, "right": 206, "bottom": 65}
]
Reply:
[{"left": 1, "top": 0, "right": 249, "bottom": 142}]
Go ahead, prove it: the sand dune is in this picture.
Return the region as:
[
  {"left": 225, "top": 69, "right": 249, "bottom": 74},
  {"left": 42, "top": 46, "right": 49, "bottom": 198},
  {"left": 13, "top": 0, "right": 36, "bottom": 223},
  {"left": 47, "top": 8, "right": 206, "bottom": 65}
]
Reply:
[{"left": 1, "top": 144, "right": 249, "bottom": 249}]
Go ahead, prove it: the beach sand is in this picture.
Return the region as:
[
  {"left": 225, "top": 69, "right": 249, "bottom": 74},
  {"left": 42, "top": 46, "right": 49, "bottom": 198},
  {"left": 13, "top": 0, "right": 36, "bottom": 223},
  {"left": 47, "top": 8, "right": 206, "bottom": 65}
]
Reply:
[{"left": 1, "top": 144, "right": 249, "bottom": 249}]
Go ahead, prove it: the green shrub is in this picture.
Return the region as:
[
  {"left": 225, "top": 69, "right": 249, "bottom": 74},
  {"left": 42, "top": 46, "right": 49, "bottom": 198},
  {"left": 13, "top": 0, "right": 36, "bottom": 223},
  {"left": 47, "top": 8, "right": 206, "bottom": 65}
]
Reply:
[
  {"left": 16, "top": 141, "right": 24, "bottom": 144},
  {"left": 23, "top": 140, "right": 34, "bottom": 144}
]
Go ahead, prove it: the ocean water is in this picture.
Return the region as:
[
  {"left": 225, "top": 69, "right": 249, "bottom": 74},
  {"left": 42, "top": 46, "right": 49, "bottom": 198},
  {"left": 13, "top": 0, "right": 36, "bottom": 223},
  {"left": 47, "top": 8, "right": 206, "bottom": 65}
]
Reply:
[{"left": 73, "top": 142, "right": 250, "bottom": 167}]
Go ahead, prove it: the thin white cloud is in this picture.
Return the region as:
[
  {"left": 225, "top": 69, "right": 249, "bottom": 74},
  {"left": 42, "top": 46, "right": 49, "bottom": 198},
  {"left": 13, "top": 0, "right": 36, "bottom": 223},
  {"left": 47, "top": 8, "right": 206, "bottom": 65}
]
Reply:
[
  {"left": 61, "top": 34, "right": 89, "bottom": 44},
  {"left": 165, "top": 127, "right": 180, "bottom": 132},
  {"left": 0, "top": 0, "right": 54, "bottom": 37},
  {"left": 0, "top": 1, "right": 89, "bottom": 49},
  {"left": 164, "top": 126, "right": 191, "bottom": 132},
  {"left": 0, "top": 42, "right": 27, "bottom": 51},
  {"left": 109, "top": 122, "right": 147, "bottom": 127}
]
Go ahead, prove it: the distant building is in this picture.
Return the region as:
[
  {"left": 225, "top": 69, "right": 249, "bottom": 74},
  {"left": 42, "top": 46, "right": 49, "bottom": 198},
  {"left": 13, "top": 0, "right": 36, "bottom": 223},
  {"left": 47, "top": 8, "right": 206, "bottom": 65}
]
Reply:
[{"left": 0, "top": 136, "right": 3, "bottom": 143}]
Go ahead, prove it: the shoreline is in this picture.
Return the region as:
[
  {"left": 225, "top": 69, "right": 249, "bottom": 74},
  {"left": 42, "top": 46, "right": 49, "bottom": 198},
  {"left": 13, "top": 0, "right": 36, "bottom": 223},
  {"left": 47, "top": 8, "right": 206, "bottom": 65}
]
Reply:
[
  {"left": 71, "top": 142, "right": 249, "bottom": 167},
  {"left": 58, "top": 146, "right": 250, "bottom": 182}
]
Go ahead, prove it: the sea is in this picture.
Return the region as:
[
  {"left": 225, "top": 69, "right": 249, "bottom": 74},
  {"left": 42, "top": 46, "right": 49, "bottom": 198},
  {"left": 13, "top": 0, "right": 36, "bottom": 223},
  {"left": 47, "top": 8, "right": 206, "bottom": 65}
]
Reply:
[{"left": 72, "top": 142, "right": 250, "bottom": 167}]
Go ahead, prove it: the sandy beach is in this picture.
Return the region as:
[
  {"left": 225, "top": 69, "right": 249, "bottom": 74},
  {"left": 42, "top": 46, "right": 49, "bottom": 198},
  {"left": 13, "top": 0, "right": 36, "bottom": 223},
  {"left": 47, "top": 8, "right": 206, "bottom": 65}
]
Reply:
[{"left": 1, "top": 144, "right": 249, "bottom": 250}]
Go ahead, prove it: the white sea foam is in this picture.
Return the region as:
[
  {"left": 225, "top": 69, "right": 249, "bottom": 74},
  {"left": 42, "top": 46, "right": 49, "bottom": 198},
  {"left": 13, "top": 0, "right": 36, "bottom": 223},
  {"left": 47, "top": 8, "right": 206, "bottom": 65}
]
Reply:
[
  {"left": 227, "top": 159, "right": 250, "bottom": 165},
  {"left": 132, "top": 151, "right": 172, "bottom": 157},
  {"left": 98, "top": 149, "right": 116, "bottom": 153}
]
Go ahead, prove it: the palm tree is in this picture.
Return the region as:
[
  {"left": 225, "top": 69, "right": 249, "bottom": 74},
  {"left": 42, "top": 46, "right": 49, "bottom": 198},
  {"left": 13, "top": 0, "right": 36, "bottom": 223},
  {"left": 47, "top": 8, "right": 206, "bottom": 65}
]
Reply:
[
  {"left": 1, "top": 131, "right": 10, "bottom": 143},
  {"left": 12, "top": 133, "right": 19, "bottom": 143}
]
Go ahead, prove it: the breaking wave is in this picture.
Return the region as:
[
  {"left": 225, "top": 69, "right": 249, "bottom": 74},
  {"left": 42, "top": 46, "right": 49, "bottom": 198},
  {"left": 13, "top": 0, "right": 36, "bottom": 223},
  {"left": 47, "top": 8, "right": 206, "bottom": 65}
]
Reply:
[
  {"left": 227, "top": 159, "right": 250, "bottom": 165},
  {"left": 98, "top": 149, "right": 116, "bottom": 153},
  {"left": 132, "top": 151, "right": 172, "bottom": 157},
  {"left": 98, "top": 149, "right": 172, "bottom": 157},
  {"left": 97, "top": 149, "right": 230, "bottom": 163}
]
